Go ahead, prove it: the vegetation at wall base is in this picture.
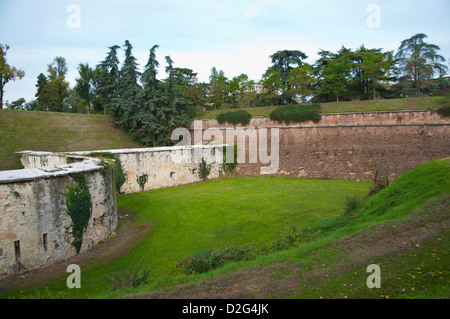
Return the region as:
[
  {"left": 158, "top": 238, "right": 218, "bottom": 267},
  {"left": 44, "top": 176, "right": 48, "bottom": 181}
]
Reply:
[
  {"left": 199, "top": 157, "right": 212, "bottom": 180},
  {"left": 216, "top": 110, "right": 252, "bottom": 126},
  {"left": 219, "top": 144, "right": 239, "bottom": 176},
  {"left": 437, "top": 105, "right": 450, "bottom": 117},
  {"left": 269, "top": 103, "right": 322, "bottom": 124}
]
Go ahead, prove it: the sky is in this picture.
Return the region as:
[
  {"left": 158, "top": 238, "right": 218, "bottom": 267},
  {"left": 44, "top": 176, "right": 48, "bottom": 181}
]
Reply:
[{"left": 1, "top": 0, "right": 450, "bottom": 103}]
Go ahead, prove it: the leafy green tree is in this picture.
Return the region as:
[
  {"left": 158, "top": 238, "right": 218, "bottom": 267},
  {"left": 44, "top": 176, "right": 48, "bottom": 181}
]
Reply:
[
  {"left": 208, "top": 67, "right": 229, "bottom": 108},
  {"left": 6, "top": 97, "right": 26, "bottom": 110},
  {"left": 267, "top": 50, "right": 308, "bottom": 103},
  {"left": 315, "top": 49, "right": 352, "bottom": 102},
  {"left": 46, "top": 57, "right": 70, "bottom": 112},
  {"left": 395, "top": 33, "right": 448, "bottom": 96},
  {"left": 361, "top": 49, "right": 397, "bottom": 99},
  {"left": 0, "top": 44, "right": 25, "bottom": 109},
  {"left": 74, "top": 63, "right": 94, "bottom": 113},
  {"left": 287, "top": 63, "right": 315, "bottom": 102},
  {"left": 227, "top": 73, "right": 254, "bottom": 107},
  {"left": 260, "top": 67, "right": 283, "bottom": 105}
]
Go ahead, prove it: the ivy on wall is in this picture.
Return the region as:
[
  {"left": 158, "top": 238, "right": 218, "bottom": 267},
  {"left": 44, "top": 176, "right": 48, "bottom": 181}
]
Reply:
[
  {"left": 219, "top": 145, "right": 238, "bottom": 176},
  {"left": 136, "top": 173, "right": 148, "bottom": 191},
  {"left": 65, "top": 173, "right": 92, "bottom": 253}
]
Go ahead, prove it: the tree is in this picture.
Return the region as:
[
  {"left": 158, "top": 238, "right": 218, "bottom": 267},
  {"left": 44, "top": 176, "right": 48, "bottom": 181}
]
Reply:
[
  {"left": 74, "top": 63, "right": 94, "bottom": 113},
  {"left": 0, "top": 44, "right": 25, "bottom": 109},
  {"left": 46, "top": 57, "right": 70, "bottom": 112},
  {"left": 109, "top": 40, "right": 142, "bottom": 128},
  {"left": 361, "top": 49, "right": 396, "bottom": 99},
  {"left": 315, "top": 49, "right": 352, "bottom": 102},
  {"left": 97, "top": 45, "right": 121, "bottom": 114},
  {"left": 260, "top": 67, "right": 283, "bottom": 105},
  {"left": 207, "top": 67, "right": 229, "bottom": 108},
  {"left": 35, "top": 73, "right": 50, "bottom": 111},
  {"left": 6, "top": 97, "right": 26, "bottom": 110},
  {"left": 287, "top": 63, "right": 315, "bottom": 102},
  {"left": 268, "top": 50, "right": 308, "bottom": 103},
  {"left": 395, "top": 33, "right": 448, "bottom": 97}
]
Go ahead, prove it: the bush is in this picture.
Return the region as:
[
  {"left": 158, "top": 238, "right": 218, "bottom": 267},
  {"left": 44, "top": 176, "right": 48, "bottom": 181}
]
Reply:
[
  {"left": 176, "top": 225, "right": 321, "bottom": 275},
  {"left": 216, "top": 110, "right": 252, "bottom": 126},
  {"left": 437, "top": 105, "right": 450, "bottom": 117},
  {"left": 269, "top": 104, "right": 322, "bottom": 125},
  {"left": 344, "top": 194, "right": 363, "bottom": 214},
  {"left": 199, "top": 157, "right": 212, "bottom": 180},
  {"left": 106, "top": 261, "right": 151, "bottom": 291}
]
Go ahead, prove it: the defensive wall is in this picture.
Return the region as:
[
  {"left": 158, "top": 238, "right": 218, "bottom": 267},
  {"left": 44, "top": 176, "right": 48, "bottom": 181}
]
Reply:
[{"left": 191, "top": 110, "right": 450, "bottom": 180}]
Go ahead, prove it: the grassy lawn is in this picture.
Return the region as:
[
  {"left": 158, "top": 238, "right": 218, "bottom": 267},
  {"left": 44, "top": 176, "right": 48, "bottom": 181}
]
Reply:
[
  {"left": 2, "top": 176, "right": 371, "bottom": 298},
  {"left": 0, "top": 110, "right": 141, "bottom": 171},
  {"left": 193, "top": 96, "right": 447, "bottom": 119}
]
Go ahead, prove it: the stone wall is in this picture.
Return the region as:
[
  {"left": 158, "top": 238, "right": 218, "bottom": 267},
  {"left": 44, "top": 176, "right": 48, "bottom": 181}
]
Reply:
[
  {"left": 71, "top": 145, "right": 225, "bottom": 194},
  {"left": 191, "top": 110, "right": 450, "bottom": 180},
  {"left": 0, "top": 159, "right": 117, "bottom": 279}
]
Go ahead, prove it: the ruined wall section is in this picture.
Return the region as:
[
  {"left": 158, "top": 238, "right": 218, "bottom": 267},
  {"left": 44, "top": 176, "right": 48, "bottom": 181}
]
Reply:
[{"left": 0, "top": 160, "right": 117, "bottom": 279}]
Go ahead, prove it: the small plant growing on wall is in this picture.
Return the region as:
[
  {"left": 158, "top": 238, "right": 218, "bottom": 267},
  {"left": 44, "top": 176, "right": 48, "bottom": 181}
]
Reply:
[
  {"left": 368, "top": 161, "right": 390, "bottom": 196},
  {"left": 115, "top": 156, "right": 127, "bottom": 194},
  {"left": 136, "top": 173, "right": 148, "bottom": 191},
  {"left": 219, "top": 144, "right": 238, "bottom": 176},
  {"left": 199, "top": 158, "right": 211, "bottom": 180},
  {"left": 65, "top": 173, "right": 92, "bottom": 253}
]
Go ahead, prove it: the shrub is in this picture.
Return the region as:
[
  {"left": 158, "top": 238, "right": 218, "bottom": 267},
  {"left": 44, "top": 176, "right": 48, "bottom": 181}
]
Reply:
[
  {"left": 176, "top": 226, "right": 321, "bottom": 275},
  {"left": 437, "top": 105, "right": 450, "bottom": 117},
  {"left": 106, "top": 261, "right": 151, "bottom": 291},
  {"left": 216, "top": 110, "right": 252, "bottom": 126},
  {"left": 344, "top": 194, "right": 363, "bottom": 214},
  {"left": 269, "top": 104, "right": 322, "bottom": 124},
  {"left": 175, "top": 250, "right": 214, "bottom": 275},
  {"left": 199, "top": 157, "right": 212, "bottom": 180}
]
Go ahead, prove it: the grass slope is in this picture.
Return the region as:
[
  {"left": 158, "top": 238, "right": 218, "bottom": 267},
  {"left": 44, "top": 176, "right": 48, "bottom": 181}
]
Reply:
[
  {"left": 0, "top": 110, "right": 141, "bottom": 171},
  {"left": 194, "top": 96, "right": 446, "bottom": 119}
]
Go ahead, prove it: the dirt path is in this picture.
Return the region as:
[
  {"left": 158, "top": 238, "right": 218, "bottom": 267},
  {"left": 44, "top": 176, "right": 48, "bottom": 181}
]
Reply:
[{"left": 0, "top": 210, "right": 150, "bottom": 290}]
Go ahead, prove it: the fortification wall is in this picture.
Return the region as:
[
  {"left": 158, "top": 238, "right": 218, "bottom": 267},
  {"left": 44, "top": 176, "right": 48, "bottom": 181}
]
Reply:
[
  {"left": 0, "top": 159, "right": 117, "bottom": 279},
  {"left": 70, "top": 145, "right": 225, "bottom": 194},
  {"left": 191, "top": 110, "right": 450, "bottom": 180}
]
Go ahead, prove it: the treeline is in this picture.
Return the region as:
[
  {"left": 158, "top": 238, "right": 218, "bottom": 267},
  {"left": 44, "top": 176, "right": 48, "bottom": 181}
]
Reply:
[{"left": 2, "top": 33, "right": 449, "bottom": 146}]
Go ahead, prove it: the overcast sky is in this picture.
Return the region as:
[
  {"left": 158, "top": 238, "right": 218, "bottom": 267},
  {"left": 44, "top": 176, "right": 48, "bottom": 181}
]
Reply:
[{"left": 1, "top": 0, "right": 449, "bottom": 103}]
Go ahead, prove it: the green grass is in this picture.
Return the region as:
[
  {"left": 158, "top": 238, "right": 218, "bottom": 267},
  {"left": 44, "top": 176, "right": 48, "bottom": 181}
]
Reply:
[
  {"left": 2, "top": 158, "right": 448, "bottom": 299},
  {"left": 2, "top": 176, "right": 371, "bottom": 298},
  {"left": 0, "top": 110, "right": 141, "bottom": 171},
  {"left": 194, "top": 96, "right": 446, "bottom": 119}
]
